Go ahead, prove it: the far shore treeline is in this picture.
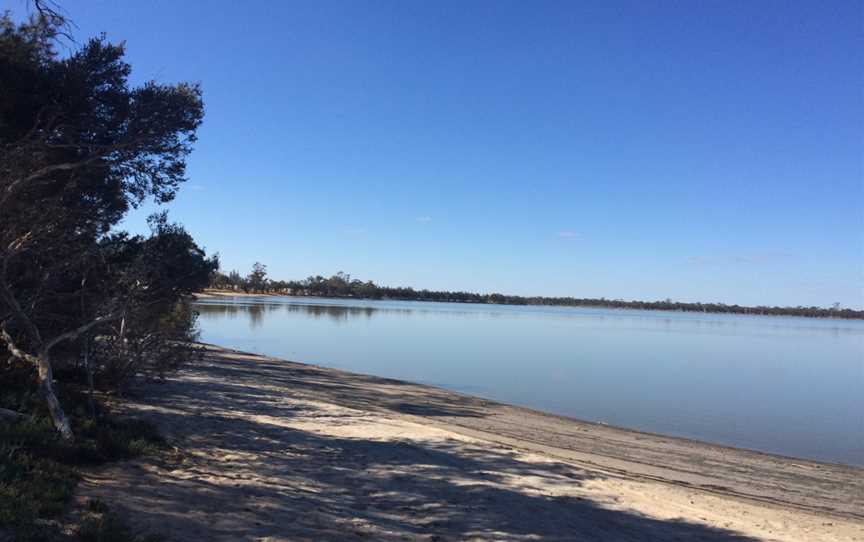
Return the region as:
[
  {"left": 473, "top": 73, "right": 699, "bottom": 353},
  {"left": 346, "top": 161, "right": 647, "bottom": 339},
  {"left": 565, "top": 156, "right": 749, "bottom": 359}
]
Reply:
[{"left": 210, "top": 266, "right": 864, "bottom": 320}]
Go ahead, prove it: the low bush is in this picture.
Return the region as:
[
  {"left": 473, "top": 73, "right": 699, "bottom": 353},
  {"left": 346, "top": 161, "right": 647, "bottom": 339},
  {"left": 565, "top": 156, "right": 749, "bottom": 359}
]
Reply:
[
  {"left": 77, "top": 500, "right": 166, "bottom": 542},
  {"left": 0, "top": 384, "right": 167, "bottom": 540}
]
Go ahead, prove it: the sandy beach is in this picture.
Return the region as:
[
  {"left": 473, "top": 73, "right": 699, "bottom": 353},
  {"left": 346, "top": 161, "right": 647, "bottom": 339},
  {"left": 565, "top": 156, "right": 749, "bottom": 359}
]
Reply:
[{"left": 74, "top": 344, "right": 863, "bottom": 541}]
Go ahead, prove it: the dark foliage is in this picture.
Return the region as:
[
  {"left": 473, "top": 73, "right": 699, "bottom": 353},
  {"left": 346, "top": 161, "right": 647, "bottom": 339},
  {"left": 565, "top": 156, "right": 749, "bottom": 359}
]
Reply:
[
  {"left": 0, "top": 11, "right": 216, "bottom": 437},
  {"left": 0, "top": 5, "right": 205, "bottom": 540}
]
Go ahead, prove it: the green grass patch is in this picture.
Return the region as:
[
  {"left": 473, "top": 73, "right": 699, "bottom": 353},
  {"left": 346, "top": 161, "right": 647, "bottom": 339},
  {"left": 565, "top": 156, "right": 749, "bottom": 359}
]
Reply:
[
  {"left": 77, "top": 500, "right": 166, "bottom": 542},
  {"left": 0, "top": 385, "right": 168, "bottom": 540}
]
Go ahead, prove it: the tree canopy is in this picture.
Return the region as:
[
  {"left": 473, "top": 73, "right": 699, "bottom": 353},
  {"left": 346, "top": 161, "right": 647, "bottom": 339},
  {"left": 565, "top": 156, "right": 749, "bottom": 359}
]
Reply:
[{"left": 0, "top": 12, "right": 215, "bottom": 439}]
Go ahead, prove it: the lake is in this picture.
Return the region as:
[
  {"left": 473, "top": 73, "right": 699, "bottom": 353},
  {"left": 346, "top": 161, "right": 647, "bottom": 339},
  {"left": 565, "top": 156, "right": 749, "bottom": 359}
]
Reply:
[{"left": 193, "top": 296, "right": 864, "bottom": 467}]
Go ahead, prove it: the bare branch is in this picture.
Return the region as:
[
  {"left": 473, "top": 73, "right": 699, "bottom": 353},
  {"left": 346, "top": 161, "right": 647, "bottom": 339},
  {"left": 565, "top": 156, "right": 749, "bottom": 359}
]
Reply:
[
  {"left": 0, "top": 257, "right": 44, "bottom": 348},
  {"left": 31, "top": 0, "right": 76, "bottom": 44},
  {"left": 0, "top": 326, "right": 39, "bottom": 366},
  {"left": 43, "top": 313, "right": 120, "bottom": 354},
  {"left": 0, "top": 407, "right": 28, "bottom": 423}
]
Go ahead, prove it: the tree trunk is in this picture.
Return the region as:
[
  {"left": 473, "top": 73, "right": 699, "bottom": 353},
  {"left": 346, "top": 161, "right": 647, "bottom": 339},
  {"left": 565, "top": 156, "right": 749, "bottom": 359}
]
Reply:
[
  {"left": 35, "top": 352, "right": 74, "bottom": 441},
  {"left": 83, "top": 340, "right": 96, "bottom": 419}
]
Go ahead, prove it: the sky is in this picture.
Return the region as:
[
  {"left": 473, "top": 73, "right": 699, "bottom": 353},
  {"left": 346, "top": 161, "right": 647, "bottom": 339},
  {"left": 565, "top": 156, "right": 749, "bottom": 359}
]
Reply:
[{"left": 5, "top": 0, "right": 862, "bottom": 307}]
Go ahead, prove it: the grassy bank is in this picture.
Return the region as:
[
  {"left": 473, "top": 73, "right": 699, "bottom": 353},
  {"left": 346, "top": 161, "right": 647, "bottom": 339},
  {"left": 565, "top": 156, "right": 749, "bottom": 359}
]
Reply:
[{"left": 0, "top": 375, "right": 168, "bottom": 541}]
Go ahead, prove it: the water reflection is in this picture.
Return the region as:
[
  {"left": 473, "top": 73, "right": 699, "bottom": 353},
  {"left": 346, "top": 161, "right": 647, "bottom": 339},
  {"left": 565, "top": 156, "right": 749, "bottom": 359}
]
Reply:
[
  {"left": 196, "top": 300, "right": 390, "bottom": 327},
  {"left": 191, "top": 297, "right": 864, "bottom": 465},
  {"left": 194, "top": 297, "right": 864, "bottom": 337}
]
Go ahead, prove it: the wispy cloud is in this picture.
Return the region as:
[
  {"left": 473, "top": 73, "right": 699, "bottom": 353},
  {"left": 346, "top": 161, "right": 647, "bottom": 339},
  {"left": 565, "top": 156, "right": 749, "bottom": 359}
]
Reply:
[
  {"left": 416, "top": 215, "right": 432, "bottom": 223},
  {"left": 688, "top": 252, "right": 794, "bottom": 267},
  {"left": 731, "top": 252, "right": 793, "bottom": 265},
  {"left": 187, "top": 184, "right": 205, "bottom": 191},
  {"left": 687, "top": 255, "right": 718, "bottom": 266},
  {"left": 557, "top": 230, "right": 581, "bottom": 240}
]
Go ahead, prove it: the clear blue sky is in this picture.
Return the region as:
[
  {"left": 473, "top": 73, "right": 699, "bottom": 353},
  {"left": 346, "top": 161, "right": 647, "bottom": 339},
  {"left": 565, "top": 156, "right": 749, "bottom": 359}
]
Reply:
[{"left": 7, "top": 0, "right": 862, "bottom": 307}]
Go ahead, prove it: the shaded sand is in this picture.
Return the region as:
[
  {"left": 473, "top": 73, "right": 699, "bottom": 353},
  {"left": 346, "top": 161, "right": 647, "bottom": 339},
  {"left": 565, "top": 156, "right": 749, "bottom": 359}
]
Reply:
[{"left": 75, "top": 345, "right": 863, "bottom": 541}]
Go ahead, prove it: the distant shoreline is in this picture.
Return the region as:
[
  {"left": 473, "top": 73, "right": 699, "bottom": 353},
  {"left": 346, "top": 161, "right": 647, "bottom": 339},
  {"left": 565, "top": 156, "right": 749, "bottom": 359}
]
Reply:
[{"left": 194, "top": 289, "right": 864, "bottom": 321}]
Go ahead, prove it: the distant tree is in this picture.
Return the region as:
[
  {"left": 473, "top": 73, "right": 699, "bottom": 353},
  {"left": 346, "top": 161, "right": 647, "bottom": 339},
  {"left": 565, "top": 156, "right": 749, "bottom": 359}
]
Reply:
[
  {"left": 247, "top": 262, "right": 268, "bottom": 293},
  {"left": 228, "top": 270, "right": 243, "bottom": 290},
  {"left": 225, "top": 269, "right": 864, "bottom": 320},
  {"left": 209, "top": 270, "right": 229, "bottom": 289}
]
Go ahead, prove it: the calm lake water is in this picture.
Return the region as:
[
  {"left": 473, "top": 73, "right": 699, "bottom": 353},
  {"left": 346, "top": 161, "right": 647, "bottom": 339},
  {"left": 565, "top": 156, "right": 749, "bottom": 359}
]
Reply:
[{"left": 193, "top": 296, "right": 864, "bottom": 467}]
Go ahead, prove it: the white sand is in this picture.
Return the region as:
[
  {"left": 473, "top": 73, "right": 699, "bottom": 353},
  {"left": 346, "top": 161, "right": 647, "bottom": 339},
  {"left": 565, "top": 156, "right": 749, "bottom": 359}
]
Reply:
[{"left": 75, "top": 345, "right": 864, "bottom": 541}]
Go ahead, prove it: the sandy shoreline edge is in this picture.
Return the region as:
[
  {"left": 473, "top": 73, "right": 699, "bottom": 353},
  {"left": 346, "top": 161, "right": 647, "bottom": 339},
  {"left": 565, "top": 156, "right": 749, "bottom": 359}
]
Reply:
[
  {"left": 258, "top": 343, "right": 856, "bottom": 472},
  {"left": 201, "top": 344, "right": 864, "bottom": 516},
  {"left": 75, "top": 343, "right": 863, "bottom": 541}
]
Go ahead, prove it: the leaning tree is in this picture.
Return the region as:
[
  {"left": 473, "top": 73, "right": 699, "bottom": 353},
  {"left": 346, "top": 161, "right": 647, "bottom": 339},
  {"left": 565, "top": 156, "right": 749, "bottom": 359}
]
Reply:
[{"left": 0, "top": 12, "right": 209, "bottom": 439}]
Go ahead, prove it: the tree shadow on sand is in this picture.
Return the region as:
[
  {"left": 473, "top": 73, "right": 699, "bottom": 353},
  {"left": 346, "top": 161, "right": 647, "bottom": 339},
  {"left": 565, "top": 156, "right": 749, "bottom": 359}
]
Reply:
[
  {"left": 83, "top": 415, "right": 762, "bottom": 541},
  {"left": 190, "top": 348, "right": 493, "bottom": 419},
  {"left": 80, "top": 354, "right": 766, "bottom": 541}
]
